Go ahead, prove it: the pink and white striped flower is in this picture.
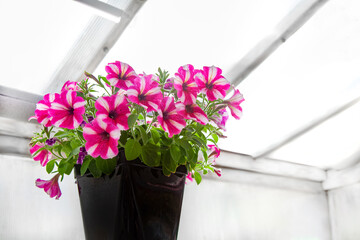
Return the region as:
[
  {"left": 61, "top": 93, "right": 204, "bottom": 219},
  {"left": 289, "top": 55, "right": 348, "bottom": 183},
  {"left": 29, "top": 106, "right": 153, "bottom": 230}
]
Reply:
[
  {"left": 29, "top": 93, "right": 55, "bottom": 127},
  {"left": 49, "top": 91, "right": 86, "bottom": 129},
  {"left": 105, "top": 61, "right": 138, "bottom": 90},
  {"left": 35, "top": 174, "right": 62, "bottom": 199},
  {"left": 95, "top": 93, "right": 130, "bottom": 130},
  {"left": 83, "top": 118, "right": 120, "bottom": 159},
  {"left": 224, "top": 89, "right": 244, "bottom": 120},
  {"left": 157, "top": 97, "right": 186, "bottom": 138},
  {"left": 127, "top": 74, "right": 163, "bottom": 112},
  {"left": 173, "top": 64, "right": 199, "bottom": 104},
  {"left": 211, "top": 109, "right": 229, "bottom": 131},
  {"left": 208, "top": 144, "right": 220, "bottom": 159},
  {"left": 61, "top": 80, "right": 80, "bottom": 92},
  {"left": 30, "top": 143, "right": 52, "bottom": 166},
  {"left": 195, "top": 66, "right": 230, "bottom": 101},
  {"left": 186, "top": 172, "right": 194, "bottom": 183},
  {"left": 177, "top": 102, "right": 208, "bottom": 125}
]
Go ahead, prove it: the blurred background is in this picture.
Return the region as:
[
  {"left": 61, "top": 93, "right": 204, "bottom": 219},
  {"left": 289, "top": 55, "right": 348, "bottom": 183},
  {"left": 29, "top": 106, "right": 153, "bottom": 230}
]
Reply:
[{"left": 1, "top": 0, "right": 360, "bottom": 239}]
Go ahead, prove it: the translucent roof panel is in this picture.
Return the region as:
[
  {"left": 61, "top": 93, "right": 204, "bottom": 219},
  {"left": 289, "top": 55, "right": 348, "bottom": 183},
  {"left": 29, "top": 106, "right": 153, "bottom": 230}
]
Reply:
[
  {"left": 94, "top": 0, "right": 302, "bottom": 76},
  {"left": 0, "top": 0, "right": 95, "bottom": 95},
  {"left": 268, "top": 100, "right": 360, "bottom": 170},
  {"left": 219, "top": 0, "right": 360, "bottom": 165}
]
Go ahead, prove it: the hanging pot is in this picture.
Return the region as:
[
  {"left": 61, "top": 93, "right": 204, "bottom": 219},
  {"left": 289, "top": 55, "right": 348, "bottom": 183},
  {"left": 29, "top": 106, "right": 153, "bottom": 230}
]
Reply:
[{"left": 74, "top": 150, "right": 187, "bottom": 240}]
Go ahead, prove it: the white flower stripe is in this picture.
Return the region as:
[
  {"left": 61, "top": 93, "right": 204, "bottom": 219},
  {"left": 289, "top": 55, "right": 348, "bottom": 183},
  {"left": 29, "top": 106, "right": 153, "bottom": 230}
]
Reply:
[
  {"left": 106, "top": 147, "right": 117, "bottom": 159},
  {"left": 87, "top": 143, "right": 99, "bottom": 156},
  {"left": 66, "top": 91, "right": 73, "bottom": 106},
  {"left": 97, "top": 97, "right": 110, "bottom": 111},
  {"left": 83, "top": 127, "right": 98, "bottom": 135},
  {"left": 145, "top": 86, "right": 161, "bottom": 96},
  {"left": 109, "top": 63, "right": 119, "bottom": 75},
  {"left": 212, "top": 89, "right": 224, "bottom": 99},
  {"left": 109, "top": 129, "right": 120, "bottom": 139},
  {"left": 126, "top": 89, "right": 138, "bottom": 97},
  {"left": 51, "top": 103, "right": 68, "bottom": 110},
  {"left": 114, "top": 94, "right": 125, "bottom": 107},
  {"left": 169, "top": 119, "right": 184, "bottom": 131},
  {"left": 36, "top": 103, "right": 49, "bottom": 110},
  {"left": 52, "top": 116, "right": 67, "bottom": 127},
  {"left": 148, "top": 101, "right": 159, "bottom": 110},
  {"left": 194, "top": 112, "right": 208, "bottom": 124},
  {"left": 73, "top": 101, "right": 85, "bottom": 109},
  {"left": 98, "top": 118, "right": 108, "bottom": 130}
]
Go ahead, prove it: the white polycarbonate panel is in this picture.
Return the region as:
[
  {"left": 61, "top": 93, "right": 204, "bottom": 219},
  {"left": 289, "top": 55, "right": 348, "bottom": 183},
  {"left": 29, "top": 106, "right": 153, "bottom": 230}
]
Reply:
[
  {"left": 94, "top": 0, "right": 301, "bottom": 76},
  {"left": 0, "top": 0, "right": 94, "bottom": 95},
  {"left": 268, "top": 101, "right": 360, "bottom": 169},
  {"left": 219, "top": 0, "right": 360, "bottom": 164}
]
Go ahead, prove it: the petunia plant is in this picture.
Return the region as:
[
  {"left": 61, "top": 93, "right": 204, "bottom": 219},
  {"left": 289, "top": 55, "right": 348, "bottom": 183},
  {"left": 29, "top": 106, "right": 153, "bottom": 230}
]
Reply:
[{"left": 29, "top": 61, "right": 244, "bottom": 199}]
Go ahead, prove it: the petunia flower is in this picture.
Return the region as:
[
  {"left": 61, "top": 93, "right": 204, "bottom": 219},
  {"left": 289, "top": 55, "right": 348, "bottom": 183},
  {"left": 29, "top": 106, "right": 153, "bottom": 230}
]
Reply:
[
  {"left": 214, "top": 169, "right": 222, "bottom": 177},
  {"left": 208, "top": 144, "right": 220, "bottom": 159},
  {"left": 186, "top": 172, "right": 194, "bottom": 183},
  {"left": 61, "top": 80, "right": 80, "bottom": 92},
  {"left": 95, "top": 93, "right": 130, "bottom": 130},
  {"left": 35, "top": 174, "right": 62, "bottom": 199},
  {"left": 49, "top": 91, "right": 86, "bottom": 129},
  {"left": 127, "top": 74, "right": 163, "bottom": 112},
  {"left": 77, "top": 147, "right": 87, "bottom": 164},
  {"left": 224, "top": 89, "right": 244, "bottom": 120},
  {"left": 105, "top": 61, "right": 138, "bottom": 90},
  {"left": 173, "top": 64, "right": 199, "bottom": 104},
  {"left": 29, "top": 93, "right": 55, "bottom": 127},
  {"left": 83, "top": 118, "right": 120, "bottom": 159},
  {"left": 194, "top": 66, "right": 230, "bottom": 101},
  {"left": 30, "top": 143, "right": 52, "bottom": 167},
  {"left": 157, "top": 97, "right": 186, "bottom": 138},
  {"left": 177, "top": 102, "right": 208, "bottom": 125},
  {"left": 164, "top": 78, "right": 174, "bottom": 90},
  {"left": 211, "top": 109, "right": 229, "bottom": 131}
]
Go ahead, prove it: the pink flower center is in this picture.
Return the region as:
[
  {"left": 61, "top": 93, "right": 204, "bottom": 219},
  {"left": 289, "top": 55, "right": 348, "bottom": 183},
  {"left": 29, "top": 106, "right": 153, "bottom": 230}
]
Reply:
[
  {"left": 205, "top": 82, "right": 214, "bottom": 90},
  {"left": 163, "top": 111, "right": 169, "bottom": 120},
  {"left": 185, "top": 104, "right": 194, "bottom": 113},
  {"left": 68, "top": 107, "right": 74, "bottom": 115},
  {"left": 138, "top": 94, "right": 146, "bottom": 101},
  {"left": 100, "top": 131, "right": 110, "bottom": 140},
  {"left": 108, "top": 110, "right": 117, "bottom": 119},
  {"left": 182, "top": 83, "right": 188, "bottom": 91}
]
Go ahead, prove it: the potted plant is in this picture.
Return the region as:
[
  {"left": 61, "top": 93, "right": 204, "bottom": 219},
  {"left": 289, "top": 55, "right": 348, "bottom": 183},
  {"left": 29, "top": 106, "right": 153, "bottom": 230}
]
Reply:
[{"left": 29, "top": 61, "right": 244, "bottom": 239}]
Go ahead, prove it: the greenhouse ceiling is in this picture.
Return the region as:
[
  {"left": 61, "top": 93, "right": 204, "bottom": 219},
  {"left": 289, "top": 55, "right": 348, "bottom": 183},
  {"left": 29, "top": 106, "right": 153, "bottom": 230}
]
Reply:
[{"left": 1, "top": 0, "right": 360, "bottom": 171}]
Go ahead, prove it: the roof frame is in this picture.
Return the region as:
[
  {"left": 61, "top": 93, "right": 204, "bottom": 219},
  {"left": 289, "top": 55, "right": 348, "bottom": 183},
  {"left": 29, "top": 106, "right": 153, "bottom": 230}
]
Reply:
[{"left": 45, "top": 0, "right": 146, "bottom": 93}]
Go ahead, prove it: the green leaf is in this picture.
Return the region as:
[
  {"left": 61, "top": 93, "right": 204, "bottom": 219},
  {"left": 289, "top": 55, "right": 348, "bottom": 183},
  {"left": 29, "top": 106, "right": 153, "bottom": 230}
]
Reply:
[
  {"left": 170, "top": 144, "right": 181, "bottom": 162},
  {"left": 150, "top": 129, "right": 160, "bottom": 144},
  {"left": 136, "top": 125, "right": 148, "bottom": 144},
  {"left": 194, "top": 172, "right": 202, "bottom": 185},
  {"left": 178, "top": 139, "right": 191, "bottom": 150},
  {"left": 125, "top": 139, "right": 142, "bottom": 160},
  {"left": 62, "top": 142, "right": 72, "bottom": 156},
  {"left": 95, "top": 157, "right": 117, "bottom": 175},
  {"left": 70, "top": 139, "right": 82, "bottom": 149},
  {"left": 141, "top": 143, "right": 161, "bottom": 167},
  {"left": 162, "top": 149, "right": 177, "bottom": 173},
  {"left": 119, "top": 130, "right": 128, "bottom": 145},
  {"left": 128, "top": 114, "right": 138, "bottom": 128},
  {"left": 54, "top": 130, "right": 68, "bottom": 138},
  {"left": 162, "top": 166, "right": 172, "bottom": 176},
  {"left": 80, "top": 158, "right": 92, "bottom": 176},
  {"left": 212, "top": 133, "right": 219, "bottom": 143},
  {"left": 88, "top": 159, "right": 102, "bottom": 178},
  {"left": 46, "top": 160, "right": 55, "bottom": 174},
  {"left": 99, "top": 76, "right": 111, "bottom": 86},
  {"left": 161, "top": 135, "right": 173, "bottom": 146}
]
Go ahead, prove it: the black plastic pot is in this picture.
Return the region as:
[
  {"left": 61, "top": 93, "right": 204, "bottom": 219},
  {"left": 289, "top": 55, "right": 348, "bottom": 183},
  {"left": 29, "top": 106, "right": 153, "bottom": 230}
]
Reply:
[{"left": 74, "top": 151, "right": 187, "bottom": 240}]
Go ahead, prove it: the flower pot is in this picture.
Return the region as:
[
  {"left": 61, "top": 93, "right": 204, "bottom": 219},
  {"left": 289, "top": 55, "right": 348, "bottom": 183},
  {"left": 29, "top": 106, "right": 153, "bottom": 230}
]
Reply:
[{"left": 74, "top": 150, "right": 187, "bottom": 240}]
